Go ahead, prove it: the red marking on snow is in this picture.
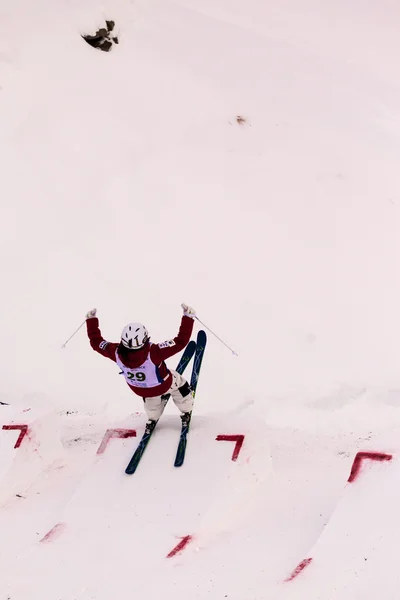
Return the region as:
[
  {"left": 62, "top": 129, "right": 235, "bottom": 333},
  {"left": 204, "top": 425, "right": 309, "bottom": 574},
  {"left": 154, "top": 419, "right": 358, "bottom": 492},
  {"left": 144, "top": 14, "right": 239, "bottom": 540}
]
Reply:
[
  {"left": 216, "top": 434, "right": 245, "bottom": 461},
  {"left": 284, "top": 558, "right": 313, "bottom": 582},
  {"left": 22, "top": 408, "right": 31, "bottom": 413},
  {"left": 2, "top": 425, "right": 28, "bottom": 448},
  {"left": 39, "top": 522, "right": 65, "bottom": 543},
  {"left": 167, "top": 535, "right": 193, "bottom": 558},
  {"left": 96, "top": 428, "right": 137, "bottom": 454},
  {"left": 348, "top": 451, "right": 392, "bottom": 483}
]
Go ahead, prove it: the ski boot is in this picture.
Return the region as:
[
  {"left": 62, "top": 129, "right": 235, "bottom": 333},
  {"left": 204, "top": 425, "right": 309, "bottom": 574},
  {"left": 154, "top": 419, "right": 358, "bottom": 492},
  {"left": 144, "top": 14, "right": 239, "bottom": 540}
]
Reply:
[
  {"left": 180, "top": 411, "right": 192, "bottom": 429},
  {"left": 144, "top": 419, "right": 158, "bottom": 435}
]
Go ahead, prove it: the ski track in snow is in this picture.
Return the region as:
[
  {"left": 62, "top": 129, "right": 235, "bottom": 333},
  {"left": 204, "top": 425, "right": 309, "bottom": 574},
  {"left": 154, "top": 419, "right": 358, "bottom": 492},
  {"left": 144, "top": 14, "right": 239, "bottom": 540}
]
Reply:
[{"left": 2, "top": 0, "right": 400, "bottom": 597}]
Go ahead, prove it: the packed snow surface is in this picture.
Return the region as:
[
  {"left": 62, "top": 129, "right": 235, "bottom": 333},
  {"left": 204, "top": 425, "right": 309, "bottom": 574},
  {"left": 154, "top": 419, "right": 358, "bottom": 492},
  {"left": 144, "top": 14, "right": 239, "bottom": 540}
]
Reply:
[{"left": 1, "top": 0, "right": 400, "bottom": 598}]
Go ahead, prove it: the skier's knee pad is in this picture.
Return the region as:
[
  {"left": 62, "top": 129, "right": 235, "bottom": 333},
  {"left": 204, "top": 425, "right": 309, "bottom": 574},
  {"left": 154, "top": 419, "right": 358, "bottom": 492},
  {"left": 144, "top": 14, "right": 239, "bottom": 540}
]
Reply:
[{"left": 178, "top": 381, "right": 192, "bottom": 398}]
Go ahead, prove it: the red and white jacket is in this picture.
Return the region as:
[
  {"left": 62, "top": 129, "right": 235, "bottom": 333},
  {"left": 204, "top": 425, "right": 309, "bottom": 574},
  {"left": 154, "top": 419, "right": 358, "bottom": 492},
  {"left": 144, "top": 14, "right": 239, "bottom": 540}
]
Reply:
[{"left": 86, "top": 316, "right": 194, "bottom": 398}]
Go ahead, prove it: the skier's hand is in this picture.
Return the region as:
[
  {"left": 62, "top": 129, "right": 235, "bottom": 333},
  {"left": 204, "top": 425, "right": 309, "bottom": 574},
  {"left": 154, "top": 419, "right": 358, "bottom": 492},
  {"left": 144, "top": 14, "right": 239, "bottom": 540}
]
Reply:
[
  {"left": 182, "top": 303, "right": 196, "bottom": 319},
  {"left": 86, "top": 308, "right": 97, "bottom": 319}
]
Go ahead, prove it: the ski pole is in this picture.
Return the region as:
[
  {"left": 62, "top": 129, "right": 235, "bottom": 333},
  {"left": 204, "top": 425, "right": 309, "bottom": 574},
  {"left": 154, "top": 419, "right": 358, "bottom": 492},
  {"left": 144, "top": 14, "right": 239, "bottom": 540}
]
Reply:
[
  {"left": 181, "top": 305, "right": 238, "bottom": 356},
  {"left": 61, "top": 320, "right": 86, "bottom": 349},
  {"left": 195, "top": 316, "right": 238, "bottom": 355}
]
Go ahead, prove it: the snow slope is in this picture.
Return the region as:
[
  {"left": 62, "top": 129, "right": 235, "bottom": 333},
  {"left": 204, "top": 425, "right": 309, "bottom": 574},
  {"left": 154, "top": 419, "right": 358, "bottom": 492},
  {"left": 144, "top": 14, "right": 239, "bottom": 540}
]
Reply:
[
  {"left": 280, "top": 452, "right": 398, "bottom": 599},
  {"left": 1, "top": 0, "right": 400, "bottom": 598}
]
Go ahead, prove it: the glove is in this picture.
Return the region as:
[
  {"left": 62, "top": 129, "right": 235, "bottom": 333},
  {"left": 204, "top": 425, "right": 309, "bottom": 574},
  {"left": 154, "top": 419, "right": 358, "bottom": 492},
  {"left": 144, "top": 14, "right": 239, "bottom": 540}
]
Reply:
[
  {"left": 182, "top": 303, "right": 196, "bottom": 318},
  {"left": 86, "top": 308, "right": 97, "bottom": 319}
]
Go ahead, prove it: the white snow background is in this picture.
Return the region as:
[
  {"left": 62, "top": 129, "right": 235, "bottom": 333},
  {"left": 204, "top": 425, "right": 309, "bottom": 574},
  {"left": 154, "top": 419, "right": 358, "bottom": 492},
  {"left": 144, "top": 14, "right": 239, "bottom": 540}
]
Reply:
[{"left": 1, "top": 0, "right": 400, "bottom": 598}]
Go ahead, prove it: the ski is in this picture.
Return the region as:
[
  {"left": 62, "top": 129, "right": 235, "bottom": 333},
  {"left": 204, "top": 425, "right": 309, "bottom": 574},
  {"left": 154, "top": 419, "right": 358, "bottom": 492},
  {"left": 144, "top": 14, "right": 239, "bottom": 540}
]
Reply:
[
  {"left": 125, "top": 341, "right": 197, "bottom": 475},
  {"left": 176, "top": 340, "right": 196, "bottom": 375},
  {"left": 159, "top": 340, "right": 196, "bottom": 403},
  {"left": 190, "top": 330, "right": 207, "bottom": 396},
  {"left": 125, "top": 419, "right": 157, "bottom": 474},
  {"left": 174, "top": 330, "right": 207, "bottom": 467}
]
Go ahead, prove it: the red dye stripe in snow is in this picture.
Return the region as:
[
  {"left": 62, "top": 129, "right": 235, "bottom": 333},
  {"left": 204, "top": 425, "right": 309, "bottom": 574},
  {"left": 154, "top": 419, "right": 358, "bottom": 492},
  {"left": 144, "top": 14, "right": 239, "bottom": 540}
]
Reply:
[
  {"left": 167, "top": 535, "right": 193, "bottom": 558},
  {"left": 2, "top": 425, "right": 28, "bottom": 448},
  {"left": 284, "top": 558, "right": 313, "bottom": 582},
  {"left": 40, "top": 523, "right": 65, "bottom": 543},
  {"left": 216, "top": 434, "right": 245, "bottom": 461},
  {"left": 97, "top": 428, "right": 137, "bottom": 454},
  {"left": 348, "top": 451, "right": 392, "bottom": 483}
]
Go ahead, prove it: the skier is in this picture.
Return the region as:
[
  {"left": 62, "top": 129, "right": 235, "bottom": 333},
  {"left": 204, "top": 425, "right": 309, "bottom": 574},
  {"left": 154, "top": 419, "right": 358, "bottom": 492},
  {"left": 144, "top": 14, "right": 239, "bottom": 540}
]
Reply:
[{"left": 85, "top": 304, "right": 196, "bottom": 432}]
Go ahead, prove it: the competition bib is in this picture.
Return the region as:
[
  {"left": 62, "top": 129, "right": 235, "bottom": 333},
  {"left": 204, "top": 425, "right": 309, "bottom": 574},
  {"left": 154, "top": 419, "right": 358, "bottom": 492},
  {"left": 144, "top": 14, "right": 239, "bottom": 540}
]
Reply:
[{"left": 115, "top": 349, "right": 166, "bottom": 388}]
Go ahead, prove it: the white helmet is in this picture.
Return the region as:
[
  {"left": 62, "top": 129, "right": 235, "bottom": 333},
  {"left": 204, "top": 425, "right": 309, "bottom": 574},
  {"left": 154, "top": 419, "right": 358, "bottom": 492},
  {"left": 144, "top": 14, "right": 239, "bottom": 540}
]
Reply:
[{"left": 121, "top": 322, "right": 149, "bottom": 349}]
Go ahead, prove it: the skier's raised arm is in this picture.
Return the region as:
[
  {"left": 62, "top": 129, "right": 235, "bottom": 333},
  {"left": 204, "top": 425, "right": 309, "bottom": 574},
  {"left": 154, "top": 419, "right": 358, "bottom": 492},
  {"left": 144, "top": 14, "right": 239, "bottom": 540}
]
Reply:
[
  {"left": 150, "top": 305, "right": 196, "bottom": 364},
  {"left": 86, "top": 309, "right": 118, "bottom": 362}
]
